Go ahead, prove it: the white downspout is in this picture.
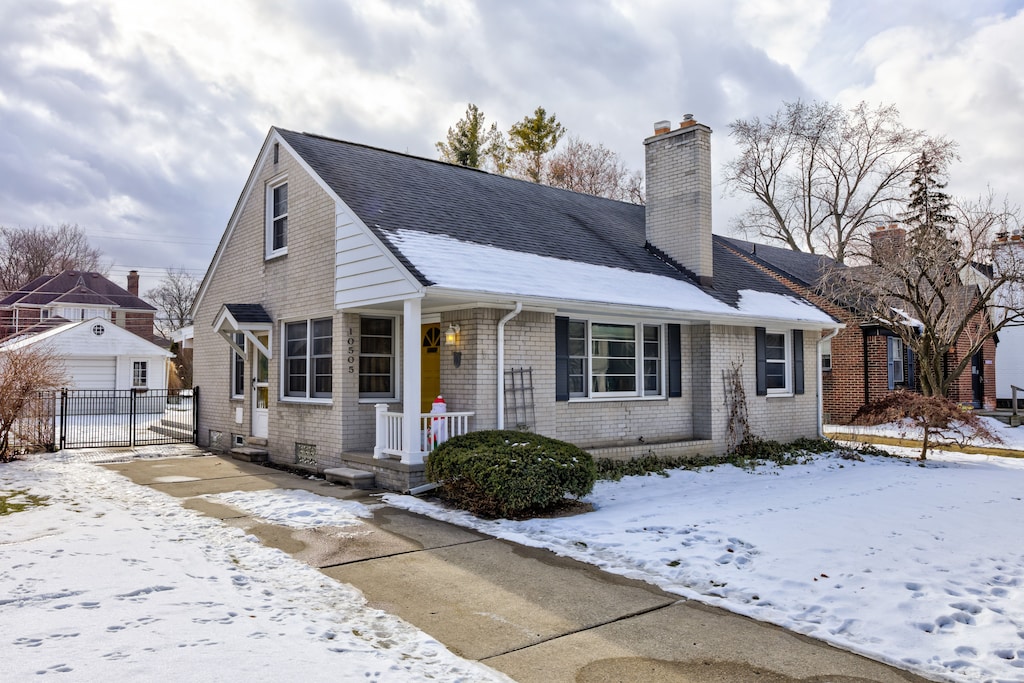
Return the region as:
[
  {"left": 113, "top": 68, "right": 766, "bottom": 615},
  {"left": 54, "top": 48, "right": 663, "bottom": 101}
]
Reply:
[
  {"left": 496, "top": 302, "right": 523, "bottom": 430},
  {"left": 818, "top": 327, "right": 841, "bottom": 439}
]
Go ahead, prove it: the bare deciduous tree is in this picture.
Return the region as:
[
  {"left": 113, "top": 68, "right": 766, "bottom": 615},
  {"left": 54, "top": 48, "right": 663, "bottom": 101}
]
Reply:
[
  {"left": 820, "top": 190, "right": 1024, "bottom": 398},
  {"left": 145, "top": 268, "right": 199, "bottom": 338},
  {"left": 723, "top": 100, "right": 957, "bottom": 263},
  {"left": 0, "top": 224, "right": 106, "bottom": 294},
  {"left": 546, "top": 136, "right": 644, "bottom": 204},
  {"left": 0, "top": 343, "right": 66, "bottom": 461}
]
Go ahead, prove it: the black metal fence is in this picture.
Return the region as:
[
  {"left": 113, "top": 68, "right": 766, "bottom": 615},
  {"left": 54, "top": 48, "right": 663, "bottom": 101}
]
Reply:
[{"left": 12, "top": 388, "right": 198, "bottom": 452}]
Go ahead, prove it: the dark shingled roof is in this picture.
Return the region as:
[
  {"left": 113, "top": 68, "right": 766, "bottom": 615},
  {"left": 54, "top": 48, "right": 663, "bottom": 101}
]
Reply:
[
  {"left": 718, "top": 236, "right": 834, "bottom": 287},
  {"left": 224, "top": 303, "right": 273, "bottom": 324},
  {"left": 277, "top": 128, "right": 831, "bottom": 312},
  {"left": 1, "top": 271, "right": 155, "bottom": 311}
]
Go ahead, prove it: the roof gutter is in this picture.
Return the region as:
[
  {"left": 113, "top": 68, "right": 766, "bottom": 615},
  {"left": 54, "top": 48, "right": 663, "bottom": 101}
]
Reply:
[
  {"left": 818, "top": 327, "right": 841, "bottom": 439},
  {"left": 496, "top": 302, "right": 523, "bottom": 430},
  {"left": 423, "top": 286, "right": 838, "bottom": 330}
]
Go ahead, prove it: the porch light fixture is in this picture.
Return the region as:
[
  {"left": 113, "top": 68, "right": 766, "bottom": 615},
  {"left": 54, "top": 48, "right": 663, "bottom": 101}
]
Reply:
[{"left": 444, "top": 323, "right": 460, "bottom": 346}]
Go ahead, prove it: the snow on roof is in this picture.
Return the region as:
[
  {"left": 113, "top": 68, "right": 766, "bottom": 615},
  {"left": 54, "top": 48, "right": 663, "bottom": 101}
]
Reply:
[
  {"left": 387, "top": 229, "right": 836, "bottom": 326},
  {"left": 0, "top": 317, "right": 172, "bottom": 356},
  {"left": 0, "top": 320, "right": 79, "bottom": 350},
  {"left": 887, "top": 308, "right": 924, "bottom": 332}
]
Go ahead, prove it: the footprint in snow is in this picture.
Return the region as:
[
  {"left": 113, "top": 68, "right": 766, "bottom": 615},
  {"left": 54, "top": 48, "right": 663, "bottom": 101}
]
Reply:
[{"left": 35, "top": 663, "right": 73, "bottom": 675}]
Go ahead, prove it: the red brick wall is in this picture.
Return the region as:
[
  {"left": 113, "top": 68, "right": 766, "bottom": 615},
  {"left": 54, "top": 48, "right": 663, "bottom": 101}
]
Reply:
[
  {"left": 123, "top": 311, "right": 156, "bottom": 339},
  {"left": 944, "top": 310, "right": 997, "bottom": 409},
  {"left": 720, "top": 242, "right": 1000, "bottom": 423}
]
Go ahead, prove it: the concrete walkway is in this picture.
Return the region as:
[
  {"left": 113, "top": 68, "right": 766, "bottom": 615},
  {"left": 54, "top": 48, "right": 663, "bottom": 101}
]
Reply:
[{"left": 102, "top": 451, "right": 931, "bottom": 683}]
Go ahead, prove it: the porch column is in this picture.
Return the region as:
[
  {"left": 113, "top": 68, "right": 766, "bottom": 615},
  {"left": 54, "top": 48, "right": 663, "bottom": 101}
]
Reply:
[{"left": 401, "top": 297, "right": 423, "bottom": 464}]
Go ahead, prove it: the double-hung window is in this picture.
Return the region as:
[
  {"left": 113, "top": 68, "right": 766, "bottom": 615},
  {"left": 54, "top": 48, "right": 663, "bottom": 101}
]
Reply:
[
  {"left": 359, "top": 317, "right": 396, "bottom": 398},
  {"left": 755, "top": 328, "right": 804, "bottom": 396},
  {"left": 562, "top": 319, "right": 665, "bottom": 399},
  {"left": 284, "top": 318, "right": 332, "bottom": 400},
  {"left": 821, "top": 337, "right": 832, "bottom": 372},
  {"left": 132, "top": 361, "right": 148, "bottom": 389},
  {"left": 764, "top": 331, "right": 790, "bottom": 392},
  {"left": 266, "top": 179, "right": 288, "bottom": 258},
  {"left": 887, "top": 336, "right": 905, "bottom": 390}
]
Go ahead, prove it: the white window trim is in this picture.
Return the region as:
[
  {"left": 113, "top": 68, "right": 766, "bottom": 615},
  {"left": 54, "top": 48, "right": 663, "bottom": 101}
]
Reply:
[
  {"left": 765, "top": 329, "right": 792, "bottom": 396},
  {"left": 821, "top": 337, "right": 832, "bottom": 372},
  {"left": 131, "top": 359, "right": 149, "bottom": 389},
  {"left": 230, "top": 333, "right": 245, "bottom": 400},
  {"left": 567, "top": 318, "right": 666, "bottom": 401},
  {"left": 357, "top": 315, "right": 399, "bottom": 401},
  {"left": 888, "top": 336, "right": 905, "bottom": 388},
  {"left": 265, "top": 175, "right": 288, "bottom": 260},
  {"left": 279, "top": 317, "right": 333, "bottom": 404}
]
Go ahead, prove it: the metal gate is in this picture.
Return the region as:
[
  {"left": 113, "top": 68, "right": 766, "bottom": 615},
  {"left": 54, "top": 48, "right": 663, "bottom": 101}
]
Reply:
[{"left": 12, "top": 388, "right": 200, "bottom": 451}]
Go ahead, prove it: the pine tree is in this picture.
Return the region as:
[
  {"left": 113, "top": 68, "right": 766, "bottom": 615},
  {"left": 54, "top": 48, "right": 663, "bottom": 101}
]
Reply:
[
  {"left": 901, "top": 150, "right": 956, "bottom": 233},
  {"left": 436, "top": 104, "right": 489, "bottom": 168},
  {"left": 508, "top": 106, "right": 565, "bottom": 183}
]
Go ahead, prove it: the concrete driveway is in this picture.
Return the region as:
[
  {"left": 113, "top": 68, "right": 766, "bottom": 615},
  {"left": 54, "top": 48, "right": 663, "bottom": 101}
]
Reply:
[{"left": 103, "top": 451, "right": 930, "bottom": 683}]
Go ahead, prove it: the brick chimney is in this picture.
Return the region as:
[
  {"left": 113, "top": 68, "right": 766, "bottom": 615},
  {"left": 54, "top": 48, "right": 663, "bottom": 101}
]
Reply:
[
  {"left": 127, "top": 269, "right": 139, "bottom": 296},
  {"left": 869, "top": 224, "right": 906, "bottom": 263},
  {"left": 644, "top": 114, "right": 713, "bottom": 286}
]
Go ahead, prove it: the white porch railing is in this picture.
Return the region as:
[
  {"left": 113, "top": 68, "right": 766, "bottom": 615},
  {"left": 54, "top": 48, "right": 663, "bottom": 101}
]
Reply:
[{"left": 374, "top": 404, "right": 475, "bottom": 462}]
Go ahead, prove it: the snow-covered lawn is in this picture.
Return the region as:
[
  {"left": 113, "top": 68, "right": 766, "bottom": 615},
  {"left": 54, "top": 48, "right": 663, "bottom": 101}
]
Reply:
[
  {"left": 0, "top": 455, "right": 506, "bottom": 682},
  {"left": 5, "top": 431, "right": 1024, "bottom": 682},
  {"left": 382, "top": 447, "right": 1024, "bottom": 683}
]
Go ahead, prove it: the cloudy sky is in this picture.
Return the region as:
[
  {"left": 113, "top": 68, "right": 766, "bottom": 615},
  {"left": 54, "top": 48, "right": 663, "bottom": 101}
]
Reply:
[{"left": 2, "top": 0, "right": 1023, "bottom": 292}]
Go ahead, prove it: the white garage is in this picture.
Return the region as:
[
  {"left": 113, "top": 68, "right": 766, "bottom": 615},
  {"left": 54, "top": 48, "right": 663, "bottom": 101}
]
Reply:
[
  {"left": 68, "top": 357, "right": 117, "bottom": 390},
  {"left": 0, "top": 317, "right": 172, "bottom": 392}
]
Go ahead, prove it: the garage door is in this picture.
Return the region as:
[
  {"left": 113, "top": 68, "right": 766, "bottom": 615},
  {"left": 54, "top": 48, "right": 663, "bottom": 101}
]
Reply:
[{"left": 69, "top": 358, "right": 116, "bottom": 390}]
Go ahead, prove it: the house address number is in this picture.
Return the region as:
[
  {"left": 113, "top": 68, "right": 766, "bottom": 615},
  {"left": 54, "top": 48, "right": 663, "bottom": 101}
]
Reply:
[{"left": 347, "top": 330, "right": 356, "bottom": 372}]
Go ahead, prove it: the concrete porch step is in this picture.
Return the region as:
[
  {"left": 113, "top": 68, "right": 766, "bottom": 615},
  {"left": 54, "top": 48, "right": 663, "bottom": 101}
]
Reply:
[
  {"left": 231, "top": 446, "right": 269, "bottom": 463},
  {"left": 324, "top": 467, "right": 376, "bottom": 489},
  {"left": 149, "top": 424, "right": 194, "bottom": 441}
]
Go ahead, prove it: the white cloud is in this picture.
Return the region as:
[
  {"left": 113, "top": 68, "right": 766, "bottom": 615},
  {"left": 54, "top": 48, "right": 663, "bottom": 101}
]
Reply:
[
  {"left": 733, "top": 0, "right": 831, "bottom": 71},
  {"left": 839, "top": 9, "right": 1024, "bottom": 202}
]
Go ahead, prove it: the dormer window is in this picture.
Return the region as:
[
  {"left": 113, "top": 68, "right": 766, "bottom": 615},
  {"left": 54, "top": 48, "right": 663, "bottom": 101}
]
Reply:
[{"left": 266, "top": 177, "right": 288, "bottom": 259}]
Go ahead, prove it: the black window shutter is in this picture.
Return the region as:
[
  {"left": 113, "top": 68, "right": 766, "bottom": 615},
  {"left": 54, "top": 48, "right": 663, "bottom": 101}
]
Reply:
[
  {"left": 793, "top": 329, "right": 804, "bottom": 395},
  {"left": 907, "top": 347, "right": 916, "bottom": 391},
  {"left": 555, "top": 316, "right": 569, "bottom": 401},
  {"left": 668, "top": 324, "right": 682, "bottom": 398},
  {"left": 755, "top": 327, "right": 767, "bottom": 396}
]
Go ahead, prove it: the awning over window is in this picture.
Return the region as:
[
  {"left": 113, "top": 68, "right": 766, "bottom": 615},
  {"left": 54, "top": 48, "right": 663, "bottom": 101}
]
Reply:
[{"left": 213, "top": 304, "right": 273, "bottom": 358}]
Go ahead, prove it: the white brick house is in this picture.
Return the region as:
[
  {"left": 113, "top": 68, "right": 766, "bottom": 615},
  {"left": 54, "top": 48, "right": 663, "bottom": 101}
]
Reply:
[{"left": 192, "top": 117, "right": 840, "bottom": 491}]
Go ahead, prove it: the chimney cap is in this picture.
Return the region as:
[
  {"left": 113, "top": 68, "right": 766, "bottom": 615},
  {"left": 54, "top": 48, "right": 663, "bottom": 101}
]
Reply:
[{"left": 653, "top": 120, "right": 671, "bottom": 135}]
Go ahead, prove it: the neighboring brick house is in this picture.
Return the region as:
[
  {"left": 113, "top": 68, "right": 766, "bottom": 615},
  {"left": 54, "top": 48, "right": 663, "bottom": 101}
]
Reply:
[
  {"left": 0, "top": 269, "right": 159, "bottom": 342},
  {"left": 722, "top": 226, "right": 996, "bottom": 424},
  {"left": 191, "top": 118, "right": 840, "bottom": 491}
]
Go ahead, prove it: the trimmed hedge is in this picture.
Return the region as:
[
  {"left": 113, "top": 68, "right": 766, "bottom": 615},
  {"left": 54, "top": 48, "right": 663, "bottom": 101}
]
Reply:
[{"left": 426, "top": 430, "right": 596, "bottom": 519}]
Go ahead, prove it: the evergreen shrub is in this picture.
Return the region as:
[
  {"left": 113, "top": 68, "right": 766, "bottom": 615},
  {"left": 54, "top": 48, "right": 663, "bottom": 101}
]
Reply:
[{"left": 426, "top": 430, "right": 596, "bottom": 519}]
